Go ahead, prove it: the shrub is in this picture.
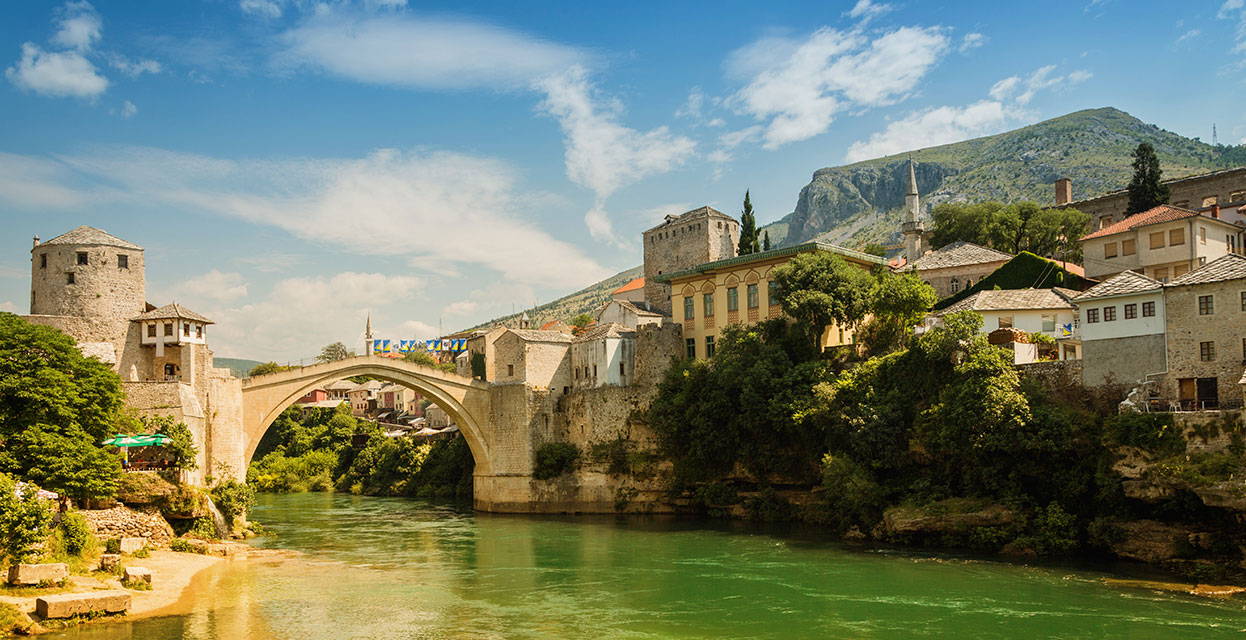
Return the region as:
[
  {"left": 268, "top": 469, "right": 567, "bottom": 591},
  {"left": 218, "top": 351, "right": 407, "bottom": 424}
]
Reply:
[
  {"left": 0, "top": 474, "right": 55, "bottom": 564},
  {"left": 533, "top": 443, "right": 579, "bottom": 480},
  {"left": 170, "top": 539, "right": 206, "bottom": 554},
  {"left": 60, "top": 512, "right": 93, "bottom": 556},
  {"left": 211, "top": 480, "right": 256, "bottom": 527},
  {"left": 1104, "top": 413, "right": 1183, "bottom": 455},
  {"left": 104, "top": 538, "right": 121, "bottom": 554},
  {"left": 819, "top": 454, "right": 886, "bottom": 534}
]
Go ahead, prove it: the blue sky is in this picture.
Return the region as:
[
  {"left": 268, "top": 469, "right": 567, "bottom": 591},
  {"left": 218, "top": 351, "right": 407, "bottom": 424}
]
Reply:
[{"left": 1, "top": 0, "right": 1244, "bottom": 361}]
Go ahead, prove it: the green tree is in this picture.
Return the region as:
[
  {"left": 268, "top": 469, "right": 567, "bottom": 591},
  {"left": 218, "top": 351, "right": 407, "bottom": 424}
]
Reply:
[
  {"left": 143, "top": 415, "right": 199, "bottom": 470},
  {"left": 317, "top": 342, "right": 352, "bottom": 363},
  {"left": 738, "top": 190, "right": 760, "bottom": 255},
  {"left": 249, "top": 361, "right": 285, "bottom": 377},
  {"left": 0, "top": 314, "right": 124, "bottom": 500},
  {"left": 857, "top": 272, "right": 936, "bottom": 356},
  {"left": 0, "top": 474, "right": 54, "bottom": 564},
  {"left": 862, "top": 242, "right": 887, "bottom": 258},
  {"left": 762, "top": 230, "right": 771, "bottom": 251},
  {"left": 1125, "top": 142, "right": 1171, "bottom": 216},
  {"left": 403, "top": 349, "right": 456, "bottom": 373},
  {"left": 771, "top": 252, "right": 876, "bottom": 349},
  {"left": 570, "top": 313, "right": 594, "bottom": 329},
  {"left": 929, "top": 201, "right": 1088, "bottom": 261}
]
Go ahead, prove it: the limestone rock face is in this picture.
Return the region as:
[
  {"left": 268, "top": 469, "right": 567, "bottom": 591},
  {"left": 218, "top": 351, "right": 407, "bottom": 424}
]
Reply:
[
  {"left": 1121, "top": 480, "right": 1173, "bottom": 502},
  {"left": 81, "top": 505, "right": 174, "bottom": 546},
  {"left": 1192, "top": 483, "right": 1246, "bottom": 511},
  {"left": 36, "top": 591, "right": 131, "bottom": 619},
  {"left": 1107, "top": 520, "right": 1191, "bottom": 563},
  {"left": 881, "top": 502, "right": 1015, "bottom": 537},
  {"left": 7, "top": 563, "right": 68, "bottom": 586}
]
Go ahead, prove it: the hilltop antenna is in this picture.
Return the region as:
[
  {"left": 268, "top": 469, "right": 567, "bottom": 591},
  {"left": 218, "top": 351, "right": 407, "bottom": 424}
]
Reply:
[{"left": 1212, "top": 123, "right": 1218, "bottom": 146}]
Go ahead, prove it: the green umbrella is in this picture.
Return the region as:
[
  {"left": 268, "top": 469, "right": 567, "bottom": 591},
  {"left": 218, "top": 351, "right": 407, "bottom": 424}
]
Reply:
[{"left": 101, "top": 433, "right": 173, "bottom": 467}]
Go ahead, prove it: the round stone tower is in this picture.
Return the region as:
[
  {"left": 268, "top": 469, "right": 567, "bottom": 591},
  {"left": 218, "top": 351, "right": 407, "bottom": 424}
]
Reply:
[{"left": 30, "top": 226, "right": 146, "bottom": 320}]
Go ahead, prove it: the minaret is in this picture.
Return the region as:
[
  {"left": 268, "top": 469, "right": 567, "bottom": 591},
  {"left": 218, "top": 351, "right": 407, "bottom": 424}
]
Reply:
[
  {"left": 901, "top": 157, "right": 925, "bottom": 262},
  {"left": 364, "top": 314, "right": 374, "bottom": 356}
]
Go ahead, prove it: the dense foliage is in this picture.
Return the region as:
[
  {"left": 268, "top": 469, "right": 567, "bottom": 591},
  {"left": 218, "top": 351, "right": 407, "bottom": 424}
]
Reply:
[
  {"left": 404, "top": 350, "right": 457, "bottom": 373},
  {"left": 771, "top": 252, "right": 879, "bottom": 348},
  {"left": 0, "top": 314, "right": 123, "bottom": 501},
  {"left": 140, "top": 414, "right": 199, "bottom": 470},
  {"left": 0, "top": 473, "right": 54, "bottom": 563},
  {"left": 317, "top": 342, "right": 353, "bottom": 363},
  {"left": 928, "top": 201, "right": 1089, "bottom": 261},
  {"left": 249, "top": 361, "right": 287, "bottom": 376},
  {"left": 932, "top": 252, "right": 1091, "bottom": 311},
  {"left": 533, "top": 443, "right": 581, "bottom": 480}
]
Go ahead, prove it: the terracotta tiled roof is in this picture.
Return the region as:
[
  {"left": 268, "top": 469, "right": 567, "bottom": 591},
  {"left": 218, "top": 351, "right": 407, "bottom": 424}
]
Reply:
[
  {"left": 1168, "top": 253, "right": 1246, "bottom": 286},
  {"left": 574, "top": 322, "right": 636, "bottom": 343},
  {"left": 605, "top": 299, "right": 667, "bottom": 317},
  {"left": 40, "top": 226, "right": 143, "bottom": 251},
  {"left": 1080, "top": 205, "right": 1214, "bottom": 241},
  {"left": 612, "top": 277, "right": 645, "bottom": 295},
  {"left": 131, "top": 302, "right": 214, "bottom": 324},
  {"left": 911, "top": 241, "right": 1012, "bottom": 271},
  {"left": 1073, "top": 270, "right": 1163, "bottom": 301},
  {"left": 937, "top": 288, "right": 1078, "bottom": 316}
]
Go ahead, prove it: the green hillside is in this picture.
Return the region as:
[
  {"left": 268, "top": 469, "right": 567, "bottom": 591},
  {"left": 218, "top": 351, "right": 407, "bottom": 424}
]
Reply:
[
  {"left": 767, "top": 107, "right": 1244, "bottom": 249},
  {"left": 464, "top": 265, "right": 643, "bottom": 332},
  {"left": 213, "top": 357, "right": 263, "bottom": 378}
]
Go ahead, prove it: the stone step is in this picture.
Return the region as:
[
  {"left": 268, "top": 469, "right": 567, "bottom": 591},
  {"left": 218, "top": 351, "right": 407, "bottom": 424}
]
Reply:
[
  {"left": 123, "top": 566, "right": 152, "bottom": 585},
  {"left": 35, "top": 591, "right": 131, "bottom": 619},
  {"left": 7, "top": 563, "right": 68, "bottom": 586}
]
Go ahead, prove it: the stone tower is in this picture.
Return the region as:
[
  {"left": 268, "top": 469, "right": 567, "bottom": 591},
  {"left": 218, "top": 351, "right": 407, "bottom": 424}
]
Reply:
[
  {"left": 642, "top": 206, "right": 740, "bottom": 314},
  {"left": 901, "top": 158, "right": 926, "bottom": 262},
  {"left": 364, "top": 314, "right": 374, "bottom": 355},
  {"left": 30, "top": 226, "right": 146, "bottom": 320}
]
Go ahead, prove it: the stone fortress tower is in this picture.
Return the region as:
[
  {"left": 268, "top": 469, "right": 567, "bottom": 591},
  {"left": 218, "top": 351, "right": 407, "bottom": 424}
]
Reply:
[
  {"left": 642, "top": 206, "right": 740, "bottom": 314},
  {"left": 22, "top": 226, "right": 246, "bottom": 485}
]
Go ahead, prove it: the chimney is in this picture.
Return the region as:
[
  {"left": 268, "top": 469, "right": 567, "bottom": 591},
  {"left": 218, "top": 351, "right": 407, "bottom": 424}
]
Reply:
[
  {"left": 32, "top": 236, "right": 39, "bottom": 248},
  {"left": 1054, "top": 178, "right": 1072, "bottom": 205},
  {"left": 1210, "top": 204, "right": 1220, "bottom": 219}
]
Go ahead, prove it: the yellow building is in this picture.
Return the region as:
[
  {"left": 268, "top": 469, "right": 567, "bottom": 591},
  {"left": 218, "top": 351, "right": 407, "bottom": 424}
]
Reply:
[{"left": 655, "top": 241, "right": 884, "bottom": 359}]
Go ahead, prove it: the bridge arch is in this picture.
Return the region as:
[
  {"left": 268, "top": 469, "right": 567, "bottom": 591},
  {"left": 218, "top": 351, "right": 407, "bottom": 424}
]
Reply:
[{"left": 239, "top": 356, "right": 493, "bottom": 475}]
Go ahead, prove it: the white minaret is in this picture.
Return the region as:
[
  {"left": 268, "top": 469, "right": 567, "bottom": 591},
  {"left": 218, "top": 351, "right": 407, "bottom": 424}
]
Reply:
[
  {"left": 364, "top": 314, "right": 374, "bottom": 356},
  {"left": 901, "top": 157, "right": 925, "bottom": 262}
]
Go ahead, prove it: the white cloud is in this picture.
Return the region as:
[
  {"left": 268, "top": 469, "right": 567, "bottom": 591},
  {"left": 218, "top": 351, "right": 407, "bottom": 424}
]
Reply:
[
  {"left": 536, "top": 66, "right": 697, "bottom": 245},
  {"left": 1220, "top": 0, "right": 1246, "bottom": 53},
  {"left": 675, "top": 87, "right": 705, "bottom": 120},
  {"left": 110, "top": 56, "right": 161, "bottom": 77},
  {"left": 183, "top": 270, "right": 248, "bottom": 302},
  {"left": 635, "top": 202, "right": 694, "bottom": 224},
  {"left": 847, "top": 0, "right": 893, "bottom": 23},
  {"left": 6, "top": 43, "right": 109, "bottom": 98},
  {"left": 120, "top": 100, "right": 137, "bottom": 118},
  {"left": 988, "top": 65, "right": 1090, "bottom": 106},
  {"left": 398, "top": 320, "right": 439, "bottom": 339},
  {"left": 6, "top": 145, "right": 609, "bottom": 289},
  {"left": 239, "top": 0, "right": 283, "bottom": 18},
  {"left": 442, "top": 300, "right": 480, "bottom": 317},
  {"left": 276, "top": 11, "right": 586, "bottom": 90},
  {"left": 0, "top": 153, "right": 91, "bottom": 208},
  {"left": 728, "top": 26, "right": 950, "bottom": 149},
  {"left": 52, "top": 2, "right": 101, "bottom": 52},
  {"left": 960, "top": 32, "right": 986, "bottom": 52},
  {"left": 0, "top": 301, "right": 17, "bottom": 313},
  {"left": 845, "top": 100, "right": 1011, "bottom": 162}
]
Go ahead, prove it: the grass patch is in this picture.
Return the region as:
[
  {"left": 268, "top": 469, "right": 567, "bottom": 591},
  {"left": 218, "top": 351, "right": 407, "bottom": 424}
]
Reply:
[
  {"left": 0, "top": 580, "right": 75, "bottom": 597},
  {"left": 1149, "top": 452, "right": 1243, "bottom": 487}
]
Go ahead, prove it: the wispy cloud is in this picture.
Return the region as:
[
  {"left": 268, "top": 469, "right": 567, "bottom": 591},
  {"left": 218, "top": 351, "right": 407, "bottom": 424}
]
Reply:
[
  {"left": 0, "top": 301, "right": 17, "bottom": 314},
  {"left": 183, "top": 270, "right": 249, "bottom": 302},
  {"left": 1220, "top": 0, "right": 1246, "bottom": 54},
  {"left": 959, "top": 33, "right": 986, "bottom": 52},
  {"left": 846, "top": 0, "right": 893, "bottom": 24}
]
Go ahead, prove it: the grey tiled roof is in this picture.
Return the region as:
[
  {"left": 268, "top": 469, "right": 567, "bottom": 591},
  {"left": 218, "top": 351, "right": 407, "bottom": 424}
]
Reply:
[
  {"left": 1072, "top": 270, "right": 1163, "bottom": 301},
  {"left": 937, "top": 288, "right": 1078, "bottom": 315},
  {"left": 912, "top": 241, "right": 1012, "bottom": 271},
  {"left": 1168, "top": 253, "right": 1246, "bottom": 287},
  {"left": 645, "top": 206, "right": 736, "bottom": 232},
  {"left": 574, "top": 322, "right": 636, "bottom": 343},
  {"left": 131, "top": 302, "right": 214, "bottom": 324},
  {"left": 608, "top": 299, "right": 668, "bottom": 317},
  {"left": 508, "top": 328, "right": 573, "bottom": 343},
  {"left": 40, "top": 226, "right": 143, "bottom": 251}
]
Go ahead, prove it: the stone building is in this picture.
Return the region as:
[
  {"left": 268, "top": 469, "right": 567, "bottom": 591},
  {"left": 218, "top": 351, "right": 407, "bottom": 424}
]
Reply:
[
  {"left": 593, "top": 299, "right": 666, "bottom": 329},
  {"left": 908, "top": 241, "right": 1013, "bottom": 299},
  {"left": 1078, "top": 204, "right": 1243, "bottom": 281},
  {"left": 348, "top": 380, "right": 383, "bottom": 416},
  {"left": 1053, "top": 167, "right": 1246, "bottom": 230},
  {"left": 22, "top": 226, "right": 245, "bottom": 485},
  {"left": 1071, "top": 271, "right": 1167, "bottom": 387},
  {"left": 570, "top": 323, "right": 636, "bottom": 390},
  {"left": 492, "top": 329, "right": 574, "bottom": 394},
  {"left": 1161, "top": 253, "right": 1246, "bottom": 409},
  {"left": 642, "top": 206, "right": 740, "bottom": 314},
  {"left": 610, "top": 277, "right": 646, "bottom": 305},
  {"left": 657, "top": 241, "right": 884, "bottom": 359},
  {"left": 934, "top": 288, "right": 1081, "bottom": 360}
]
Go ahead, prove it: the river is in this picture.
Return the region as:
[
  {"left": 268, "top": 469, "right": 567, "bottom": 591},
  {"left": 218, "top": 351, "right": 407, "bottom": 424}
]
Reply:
[{"left": 46, "top": 492, "right": 1246, "bottom": 639}]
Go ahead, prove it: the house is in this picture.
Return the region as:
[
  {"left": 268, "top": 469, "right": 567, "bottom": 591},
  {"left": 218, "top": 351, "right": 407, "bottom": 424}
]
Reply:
[
  {"left": 1052, "top": 167, "right": 1246, "bottom": 230},
  {"left": 1161, "top": 253, "right": 1246, "bottom": 410},
  {"left": 1071, "top": 270, "right": 1166, "bottom": 387},
  {"left": 908, "top": 240, "right": 1013, "bottom": 299},
  {"left": 935, "top": 288, "right": 1081, "bottom": 360},
  {"left": 570, "top": 322, "right": 637, "bottom": 389},
  {"left": 324, "top": 379, "right": 356, "bottom": 401},
  {"left": 491, "top": 328, "right": 574, "bottom": 394},
  {"left": 425, "top": 403, "right": 452, "bottom": 428},
  {"left": 1077, "top": 204, "right": 1243, "bottom": 281},
  {"left": 655, "top": 241, "right": 884, "bottom": 359},
  {"left": 611, "top": 277, "right": 646, "bottom": 305},
  {"left": 347, "top": 380, "right": 383, "bottom": 416},
  {"left": 463, "top": 325, "right": 509, "bottom": 382},
  {"left": 643, "top": 206, "right": 741, "bottom": 314},
  {"left": 377, "top": 383, "right": 417, "bottom": 414},
  {"left": 131, "top": 303, "right": 215, "bottom": 382},
  {"left": 294, "top": 388, "right": 328, "bottom": 405},
  {"left": 594, "top": 299, "right": 667, "bottom": 329}
]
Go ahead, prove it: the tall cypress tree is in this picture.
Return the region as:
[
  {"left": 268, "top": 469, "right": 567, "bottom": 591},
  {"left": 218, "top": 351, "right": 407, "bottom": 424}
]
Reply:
[
  {"left": 762, "top": 230, "right": 771, "bottom": 251},
  {"left": 1125, "top": 142, "right": 1171, "bottom": 216},
  {"left": 738, "top": 190, "right": 759, "bottom": 255}
]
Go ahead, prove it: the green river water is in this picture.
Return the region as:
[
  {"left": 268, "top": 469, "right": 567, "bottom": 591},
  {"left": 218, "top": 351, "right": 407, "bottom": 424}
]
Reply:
[{"left": 46, "top": 492, "right": 1246, "bottom": 639}]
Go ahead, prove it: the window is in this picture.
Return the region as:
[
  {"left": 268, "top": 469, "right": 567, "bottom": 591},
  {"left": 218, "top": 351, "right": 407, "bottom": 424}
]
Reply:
[
  {"left": 1243, "top": 337, "right": 1246, "bottom": 360},
  {"left": 1099, "top": 215, "right": 1113, "bottom": 229},
  {"left": 998, "top": 316, "right": 1013, "bottom": 329},
  {"left": 1202, "top": 195, "right": 1218, "bottom": 207},
  {"left": 686, "top": 338, "right": 696, "bottom": 359},
  {"left": 1121, "top": 239, "right": 1136, "bottom": 256},
  {"left": 1086, "top": 308, "right": 1100, "bottom": 323},
  {"left": 619, "top": 361, "right": 625, "bottom": 376},
  {"left": 164, "top": 322, "right": 173, "bottom": 336},
  {"left": 1124, "top": 303, "right": 1137, "bottom": 319},
  {"left": 1200, "top": 341, "right": 1215, "bottom": 362},
  {"left": 1170, "top": 228, "right": 1185, "bottom": 246},
  {"left": 507, "top": 364, "right": 514, "bottom": 377},
  {"left": 1142, "top": 301, "right": 1155, "bottom": 317},
  {"left": 147, "top": 324, "right": 156, "bottom": 338},
  {"left": 575, "top": 367, "right": 580, "bottom": 379},
  {"left": 705, "top": 335, "right": 715, "bottom": 358},
  {"left": 1241, "top": 291, "right": 1246, "bottom": 311},
  {"left": 76, "top": 252, "right": 88, "bottom": 265},
  {"left": 1041, "top": 314, "right": 1056, "bottom": 332},
  {"left": 1231, "top": 190, "right": 1246, "bottom": 202},
  {"left": 684, "top": 297, "right": 694, "bottom": 320},
  {"left": 593, "top": 364, "right": 598, "bottom": 378},
  {"left": 727, "top": 287, "right": 738, "bottom": 312},
  {"left": 1153, "top": 267, "right": 1169, "bottom": 283},
  {"left": 39, "top": 254, "right": 46, "bottom": 268},
  {"left": 1198, "top": 295, "right": 1214, "bottom": 315},
  {"left": 703, "top": 293, "right": 714, "bottom": 317},
  {"left": 183, "top": 322, "right": 191, "bottom": 336},
  {"left": 1149, "top": 232, "right": 1165, "bottom": 249},
  {"left": 1103, "top": 306, "right": 1116, "bottom": 322},
  {"left": 66, "top": 272, "right": 75, "bottom": 284},
  {"left": 951, "top": 279, "right": 960, "bottom": 294},
  {"left": 118, "top": 254, "right": 128, "bottom": 269},
  {"left": 1200, "top": 227, "right": 1207, "bottom": 244},
  {"left": 747, "top": 283, "right": 758, "bottom": 309},
  {"left": 1104, "top": 242, "right": 1118, "bottom": 259},
  {"left": 196, "top": 325, "right": 202, "bottom": 338}
]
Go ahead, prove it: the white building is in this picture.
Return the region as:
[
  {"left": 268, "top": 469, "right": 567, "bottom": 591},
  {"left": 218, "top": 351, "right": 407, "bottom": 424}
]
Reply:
[
  {"left": 935, "top": 288, "right": 1081, "bottom": 360},
  {"left": 1078, "top": 204, "right": 1243, "bottom": 282},
  {"left": 594, "top": 299, "right": 666, "bottom": 329},
  {"left": 1071, "top": 271, "right": 1167, "bottom": 387},
  {"left": 570, "top": 322, "right": 637, "bottom": 390}
]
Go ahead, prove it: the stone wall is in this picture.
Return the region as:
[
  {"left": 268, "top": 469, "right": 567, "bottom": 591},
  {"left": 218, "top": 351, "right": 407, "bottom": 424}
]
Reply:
[
  {"left": 1017, "top": 359, "right": 1083, "bottom": 388},
  {"left": 80, "top": 505, "right": 175, "bottom": 546},
  {"left": 918, "top": 260, "right": 1009, "bottom": 299},
  {"left": 1081, "top": 333, "right": 1167, "bottom": 388},
  {"left": 1163, "top": 277, "right": 1246, "bottom": 408},
  {"left": 30, "top": 242, "right": 146, "bottom": 321},
  {"left": 206, "top": 371, "right": 245, "bottom": 483},
  {"left": 643, "top": 210, "right": 739, "bottom": 314},
  {"left": 1059, "top": 167, "right": 1246, "bottom": 228}
]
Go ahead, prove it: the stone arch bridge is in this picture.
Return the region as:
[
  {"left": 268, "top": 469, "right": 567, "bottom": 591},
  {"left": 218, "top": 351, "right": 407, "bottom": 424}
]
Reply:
[{"left": 239, "top": 355, "right": 516, "bottom": 509}]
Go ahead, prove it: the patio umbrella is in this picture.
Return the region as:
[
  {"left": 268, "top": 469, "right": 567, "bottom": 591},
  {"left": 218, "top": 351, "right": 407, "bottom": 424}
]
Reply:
[{"left": 101, "top": 433, "right": 173, "bottom": 465}]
